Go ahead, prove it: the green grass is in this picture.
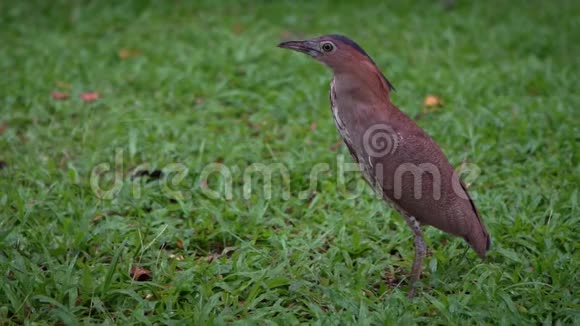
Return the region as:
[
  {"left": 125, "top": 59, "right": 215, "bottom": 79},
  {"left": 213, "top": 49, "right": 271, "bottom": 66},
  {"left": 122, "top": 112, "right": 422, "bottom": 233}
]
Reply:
[{"left": 1, "top": 0, "right": 579, "bottom": 324}]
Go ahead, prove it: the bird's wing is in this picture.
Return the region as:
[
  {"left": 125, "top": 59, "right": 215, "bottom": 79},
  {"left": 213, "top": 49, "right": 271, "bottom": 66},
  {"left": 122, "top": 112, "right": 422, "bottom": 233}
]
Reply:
[
  {"left": 459, "top": 181, "right": 491, "bottom": 253},
  {"left": 391, "top": 128, "right": 490, "bottom": 256}
]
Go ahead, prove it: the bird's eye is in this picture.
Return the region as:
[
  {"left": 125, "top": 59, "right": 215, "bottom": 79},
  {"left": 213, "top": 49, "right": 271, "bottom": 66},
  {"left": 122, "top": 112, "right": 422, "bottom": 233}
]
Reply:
[{"left": 321, "top": 42, "right": 335, "bottom": 52}]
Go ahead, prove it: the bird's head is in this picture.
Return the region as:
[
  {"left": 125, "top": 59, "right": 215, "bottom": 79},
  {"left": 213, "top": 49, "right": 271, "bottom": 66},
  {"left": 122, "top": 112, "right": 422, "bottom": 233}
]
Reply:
[
  {"left": 278, "top": 34, "right": 367, "bottom": 70},
  {"left": 278, "top": 34, "right": 395, "bottom": 92}
]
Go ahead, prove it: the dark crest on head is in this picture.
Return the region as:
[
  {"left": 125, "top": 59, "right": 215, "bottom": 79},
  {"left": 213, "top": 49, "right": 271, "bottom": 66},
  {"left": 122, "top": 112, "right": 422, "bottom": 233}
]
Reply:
[{"left": 327, "top": 34, "right": 396, "bottom": 92}]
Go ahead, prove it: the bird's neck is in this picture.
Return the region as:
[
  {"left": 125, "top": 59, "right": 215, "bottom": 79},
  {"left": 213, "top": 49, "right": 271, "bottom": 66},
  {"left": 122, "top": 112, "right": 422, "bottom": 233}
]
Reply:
[{"left": 332, "top": 64, "right": 391, "bottom": 106}]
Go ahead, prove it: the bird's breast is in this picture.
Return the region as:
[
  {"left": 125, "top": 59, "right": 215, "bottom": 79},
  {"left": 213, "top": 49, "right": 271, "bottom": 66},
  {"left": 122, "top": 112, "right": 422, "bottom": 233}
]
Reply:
[
  {"left": 329, "top": 77, "right": 383, "bottom": 150},
  {"left": 329, "top": 78, "right": 381, "bottom": 189},
  {"left": 329, "top": 78, "right": 350, "bottom": 141}
]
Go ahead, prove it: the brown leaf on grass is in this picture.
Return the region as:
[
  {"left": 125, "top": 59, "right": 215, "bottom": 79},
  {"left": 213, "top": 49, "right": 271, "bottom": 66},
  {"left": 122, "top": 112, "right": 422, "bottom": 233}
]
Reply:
[
  {"left": 51, "top": 92, "right": 70, "bottom": 100},
  {"left": 414, "top": 95, "right": 444, "bottom": 120},
  {"left": 195, "top": 97, "right": 204, "bottom": 105},
  {"left": 118, "top": 48, "right": 141, "bottom": 59},
  {"left": 130, "top": 266, "right": 152, "bottom": 282},
  {"left": 80, "top": 92, "right": 100, "bottom": 102},
  {"left": 176, "top": 239, "right": 183, "bottom": 249},
  {"left": 232, "top": 23, "right": 244, "bottom": 35},
  {"left": 92, "top": 213, "right": 105, "bottom": 224},
  {"left": 118, "top": 49, "right": 131, "bottom": 59},
  {"left": 330, "top": 141, "right": 342, "bottom": 151},
  {"left": 310, "top": 122, "right": 317, "bottom": 132},
  {"left": 0, "top": 122, "right": 8, "bottom": 135},
  {"left": 423, "top": 95, "right": 443, "bottom": 107}
]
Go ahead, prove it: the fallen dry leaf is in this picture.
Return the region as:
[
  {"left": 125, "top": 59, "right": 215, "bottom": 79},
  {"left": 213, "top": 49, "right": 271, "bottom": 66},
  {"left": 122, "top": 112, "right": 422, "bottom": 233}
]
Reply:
[
  {"left": 310, "top": 122, "right": 317, "bottom": 132},
  {"left": 232, "top": 23, "right": 244, "bottom": 35},
  {"left": 176, "top": 239, "right": 183, "bottom": 249},
  {"left": 130, "top": 266, "right": 152, "bottom": 282},
  {"left": 118, "top": 49, "right": 131, "bottom": 59},
  {"left": 80, "top": 92, "right": 100, "bottom": 102},
  {"left": 118, "top": 48, "right": 140, "bottom": 59},
  {"left": 330, "top": 141, "right": 342, "bottom": 151},
  {"left": 0, "top": 122, "right": 8, "bottom": 135},
  {"left": 424, "top": 95, "right": 443, "bottom": 107},
  {"left": 92, "top": 213, "right": 105, "bottom": 224},
  {"left": 51, "top": 92, "right": 70, "bottom": 100}
]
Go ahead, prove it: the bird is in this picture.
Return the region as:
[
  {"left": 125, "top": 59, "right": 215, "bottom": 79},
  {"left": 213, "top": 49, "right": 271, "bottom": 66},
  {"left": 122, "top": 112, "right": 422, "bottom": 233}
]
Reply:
[{"left": 278, "top": 34, "right": 490, "bottom": 296}]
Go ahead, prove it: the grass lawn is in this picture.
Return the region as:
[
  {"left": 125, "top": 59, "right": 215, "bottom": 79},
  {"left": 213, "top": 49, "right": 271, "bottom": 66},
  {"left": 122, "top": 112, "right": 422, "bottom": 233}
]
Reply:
[{"left": 1, "top": 0, "right": 579, "bottom": 324}]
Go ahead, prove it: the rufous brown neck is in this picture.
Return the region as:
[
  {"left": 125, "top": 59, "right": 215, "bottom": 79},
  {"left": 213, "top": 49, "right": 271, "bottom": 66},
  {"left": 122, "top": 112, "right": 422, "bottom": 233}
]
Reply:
[{"left": 332, "top": 60, "right": 392, "bottom": 106}]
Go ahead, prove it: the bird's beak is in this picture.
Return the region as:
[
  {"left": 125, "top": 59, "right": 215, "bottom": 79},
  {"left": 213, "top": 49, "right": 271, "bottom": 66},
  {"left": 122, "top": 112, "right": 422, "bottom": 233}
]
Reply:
[{"left": 277, "top": 40, "right": 321, "bottom": 57}]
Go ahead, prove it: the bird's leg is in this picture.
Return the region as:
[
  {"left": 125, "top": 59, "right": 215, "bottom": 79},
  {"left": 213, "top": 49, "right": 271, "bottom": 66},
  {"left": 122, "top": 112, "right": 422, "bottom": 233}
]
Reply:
[{"left": 404, "top": 215, "right": 426, "bottom": 298}]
